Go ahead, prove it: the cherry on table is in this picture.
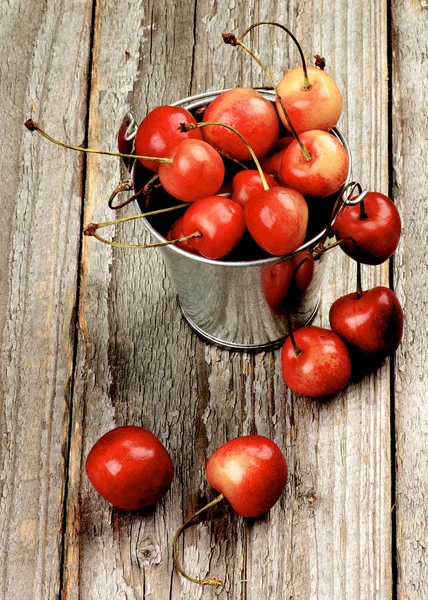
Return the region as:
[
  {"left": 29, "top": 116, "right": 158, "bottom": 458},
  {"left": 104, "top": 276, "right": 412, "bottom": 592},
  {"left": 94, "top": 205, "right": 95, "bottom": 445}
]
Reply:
[
  {"left": 281, "top": 325, "right": 352, "bottom": 397},
  {"left": 86, "top": 426, "right": 173, "bottom": 511}
]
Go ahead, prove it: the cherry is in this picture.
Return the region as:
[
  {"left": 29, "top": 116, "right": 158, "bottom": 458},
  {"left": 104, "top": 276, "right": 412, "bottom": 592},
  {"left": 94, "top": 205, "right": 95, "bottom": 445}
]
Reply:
[
  {"left": 333, "top": 191, "right": 401, "bottom": 265},
  {"left": 259, "top": 136, "right": 293, "bottom": 177},
  {"left": 173, "top": 434, "right": 288, "bottom": 587},
  {"left": 244, "top": 187, "right": 308, "bottom": 256},
  {"left": 329, "top": 286, "right": 403, "bottom": 358},
  {"left": 182, "top": 195, "right": 246, "bottom": 259},
  {"left": 281, "top": 326, "right": 352, "bottom": 397},
  {"left": 276, "top": 65, "right": 343, "bottom": 134},
  {"left": 291, "top": 250, "right": 315, "bottom": 295},
  {"left": 166, "top": 215, "right": 200, "bottom": 254},
  {"left": 202, "top": 88, "right": 280, "bottom": 161},
  {"left": 205, "top": 435, "right": 288, "bottom": 518},
  {"left": 135, "top": 105, "right": 203, "bottom": 172},
  {"left": 280, "top": 130, "right": 349, "bottom": 197},
  {"left": 86, "top": 426, "right": 173, "bottom": 511},
  {"left": 158, "top": 138, "right": 225, "bottom": 202},
  {"left": 230, "top": 169, "right": 278, "bottom": 208}
]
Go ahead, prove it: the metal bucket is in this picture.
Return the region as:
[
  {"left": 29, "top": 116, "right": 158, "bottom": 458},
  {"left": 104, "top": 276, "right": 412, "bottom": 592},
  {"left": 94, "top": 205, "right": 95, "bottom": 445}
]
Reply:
[{"left": 122, "top": 89, "right": 352, "bottom": 351}]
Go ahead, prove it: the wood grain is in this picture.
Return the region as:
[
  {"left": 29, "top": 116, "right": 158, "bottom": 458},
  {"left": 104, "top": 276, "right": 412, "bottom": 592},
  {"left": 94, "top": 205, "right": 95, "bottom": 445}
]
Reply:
[
  {"left": 0, "top": 0, "right": 93, "bottom": 598},
  {"left": 61, "top": 1, "right": 394, "bottom": 599},
  {"left": 391, "top": 2, "right": 428, "bottom": 599}
]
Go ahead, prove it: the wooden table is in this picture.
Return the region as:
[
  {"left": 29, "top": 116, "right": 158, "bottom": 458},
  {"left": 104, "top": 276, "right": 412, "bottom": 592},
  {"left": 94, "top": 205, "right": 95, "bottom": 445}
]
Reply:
[{"left": 1, "top": 1, "right": 427, "bottom": 598}]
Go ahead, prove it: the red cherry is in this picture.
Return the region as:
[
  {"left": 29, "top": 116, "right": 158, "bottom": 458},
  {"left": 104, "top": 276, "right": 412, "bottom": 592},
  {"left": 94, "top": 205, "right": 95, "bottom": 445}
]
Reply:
[
  {"left": 202, "top": 88, "right": 280, "bottom": 161},
  {"left": 135, "top": 105, "right": 203, "bottom": 172},
  {"left": 166, "top": 216, "right": 200, "bottom": 254},
  {"left": 182, "top": 196, "right": 246, "bottom": 259},
  {"left": 333, "top": 192, "right": 401, "bottom": 265},
  {"left": 158, "top": 139, "right": 225, "bottom": 202},
  {"left": 86, "top": 426, "right": 173, "bottom": 511},
  {"left": 205, "top": 435, "right": 288, "bottom": 517},
  {"left": 230, "top": 169, "right": 279, "bottom": 209},
  {"left": 259, "top": 136, "right": 293, "bottom": 176},
  {"left": 329, "top": 287, "right": 404, "bottom": 357},
  {"left": 281, "top": 326, "right": 352, "bottom": 397},
  {"left": 280, "top": 130, "right": 349, "bottom": 197},
  {"left": 276, "top": 66, "right": 343, "bottom": 134},
  {"left": 244, "top": 187, "right": 308, "bottom": 256}
]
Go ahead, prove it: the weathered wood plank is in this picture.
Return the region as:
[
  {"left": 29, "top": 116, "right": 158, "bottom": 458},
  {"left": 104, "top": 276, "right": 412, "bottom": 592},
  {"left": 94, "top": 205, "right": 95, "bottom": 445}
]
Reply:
[
  {"left": 0, "top": 0, "right": 93, "bottom": 598},
  {"left": 391, "top": 2, "right": 428, "bottom": 599},
  {"left": 63, "top": 1, "right": 392, "bottom": 599}
]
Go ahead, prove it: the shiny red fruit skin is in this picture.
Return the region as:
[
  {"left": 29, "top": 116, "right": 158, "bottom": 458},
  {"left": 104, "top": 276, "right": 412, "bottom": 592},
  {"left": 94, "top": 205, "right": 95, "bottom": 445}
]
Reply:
[
  {"left": 329, "top": 287, "right": 404, "bottom": 356},
  {"left": 244, "top": 187, "right": 308, "bottom": 256},
  {"left": 135, "top": 106, "right": 203, "bottom": 172},
  {"left": 166, "top": 215, "right": 200, "bottom": 254},
  {"left": 206, "top": 435, "right": 288, "bottom": 518},
  {"left": 261, "top": 259, "right": 295, "bottom": 314},
  {"left": 231, "top": 170, "right": 279, "bottom": 209},
  {"left": 281, "top": 326, "right": 352, "bottom": 397},
  {"left": 86, "top": 426, "right": 173, "bottom": 511},
  {"left": 280, "top": 130, "right": 349, "bottom": 198},
  {"left": 333, "top": 192, "right": 401, "bottom": 265},
  {"left": 182, "top": 196, "right": 246, "bottom": 259},
  {"left": 276, "top": 65, "right": 343, "bottom": 134},
  {"left": 158, "top": 139, "right": 225, "bottom": 202},
  {"left": 202, "top": 88, "right": 280, "bottom": 161},
  {"left": 259, "top": 136, "right": 293, "bottom": 177}
]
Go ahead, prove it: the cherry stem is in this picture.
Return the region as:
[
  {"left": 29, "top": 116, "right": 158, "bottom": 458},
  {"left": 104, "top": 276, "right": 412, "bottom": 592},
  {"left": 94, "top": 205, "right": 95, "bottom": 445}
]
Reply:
[
  {"left": 217, "top": 149, "right": 249, "bottom": 170},
  {"left": 84, "top": 203, "right": 199, "bottom": 249},
  {"left": 237, "top": 21, "right": 310, "bottom": 89},
  {"left": 182, "top": 120, "right": 269, "bottom": 190},
  {"left": 359, "top": 198, "right": 368, "bottom": 220},
  {"left": 24, "top": 119, "right": 173, "bottom": 164},
  {"left": 356, "top": 261, "right": 363, "bottom": 298},
  {"left": 173, "top": 494, "right": 225, "bottom": 587},
  {"left": 222, "top": 35, "right": 312, "bottom": 161}
]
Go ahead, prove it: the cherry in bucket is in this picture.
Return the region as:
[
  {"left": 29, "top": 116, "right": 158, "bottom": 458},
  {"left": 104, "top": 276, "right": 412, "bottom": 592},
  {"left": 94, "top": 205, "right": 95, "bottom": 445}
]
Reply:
[
  {"left": 134, "top": 105, "right": 203, "bottom": 171},
  {"left": 229, "top": 21, "right": 343, "bottom": 134},
  {"left": 86, "top": 426, "right": 174, "bottom": 511},
  {"left": 223, "top": 29, "right": 349, "bottom": 198},
  {"left": 173, "top": 434, "right": 288, "bottom": 587}
]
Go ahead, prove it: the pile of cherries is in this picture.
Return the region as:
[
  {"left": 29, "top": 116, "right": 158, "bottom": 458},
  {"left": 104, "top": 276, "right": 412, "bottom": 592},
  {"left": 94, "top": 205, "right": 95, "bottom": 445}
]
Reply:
[{"left": 26, "top": 21, "right": 404, "bottom": 588}]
